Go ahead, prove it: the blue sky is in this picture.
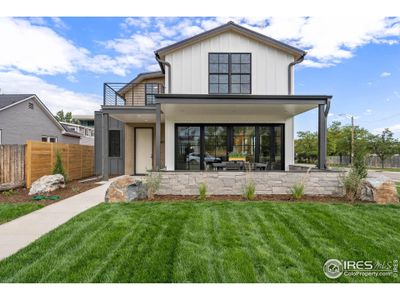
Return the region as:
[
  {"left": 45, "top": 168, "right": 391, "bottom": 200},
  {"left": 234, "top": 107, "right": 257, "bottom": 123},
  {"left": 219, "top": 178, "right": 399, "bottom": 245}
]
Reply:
[{"left": 0, "top": 17, "right": 399, "bottom": 136}]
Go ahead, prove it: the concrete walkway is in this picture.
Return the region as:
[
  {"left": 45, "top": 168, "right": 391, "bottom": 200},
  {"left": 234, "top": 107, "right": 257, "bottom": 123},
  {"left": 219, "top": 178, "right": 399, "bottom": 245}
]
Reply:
[{"left": 0, "top": 180, "right": 111, "bottom": 261}]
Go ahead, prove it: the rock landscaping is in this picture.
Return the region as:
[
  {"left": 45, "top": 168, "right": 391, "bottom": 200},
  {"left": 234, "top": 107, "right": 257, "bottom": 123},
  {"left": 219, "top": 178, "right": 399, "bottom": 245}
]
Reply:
[
  {"left": 105, "top": 175, "right": 147, "bottom": 203},
  {"left": 360, "top": 176, "right": 399, "bottom": 204},
  {"left": 28, "top": 174, "right": 65, "bottom": 195}
]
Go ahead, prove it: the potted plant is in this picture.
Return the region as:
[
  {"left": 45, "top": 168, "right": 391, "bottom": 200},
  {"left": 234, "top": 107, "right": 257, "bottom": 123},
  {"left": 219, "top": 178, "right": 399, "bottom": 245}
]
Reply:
[{"left": 228, "top": 152, "right": 247, "bottom": 161}]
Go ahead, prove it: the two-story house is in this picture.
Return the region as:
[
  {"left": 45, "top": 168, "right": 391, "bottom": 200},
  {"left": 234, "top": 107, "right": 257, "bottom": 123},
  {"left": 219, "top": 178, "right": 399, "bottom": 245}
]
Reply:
[{"left": 95, "top": 22, "right": 331, "bottom": 178}]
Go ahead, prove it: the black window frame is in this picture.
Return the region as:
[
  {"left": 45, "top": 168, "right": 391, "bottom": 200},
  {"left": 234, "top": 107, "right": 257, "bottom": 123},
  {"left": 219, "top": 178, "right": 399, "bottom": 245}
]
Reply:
[
  {"left": 208, "top": 52, "right": 252, "bottom": 95},
  {"left": 145, "top": 83, "right": 161, "bottom": 106},
  {"left": 109, "top": 130, "right": 121, "bottom": 158},
  {"left": 175, "top": 123, "right": 284, "bottom": 171}
]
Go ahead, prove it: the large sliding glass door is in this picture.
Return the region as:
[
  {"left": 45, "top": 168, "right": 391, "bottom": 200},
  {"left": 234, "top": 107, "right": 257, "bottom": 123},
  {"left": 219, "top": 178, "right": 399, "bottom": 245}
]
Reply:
[
  {"left": 232, "top": 126, "right": 256, "bottom": 163},
  {"left": 176, "top": 126, "right": 201, "bottom": 170},
  {"left": 204, "top": 126, "right": 228, "bottom": 169},
  {"left": 259, "top": 126, "right": 283, "bottom": 170},
  {"left": 175, "top": 124, "right": 284, "bottom": 170}
]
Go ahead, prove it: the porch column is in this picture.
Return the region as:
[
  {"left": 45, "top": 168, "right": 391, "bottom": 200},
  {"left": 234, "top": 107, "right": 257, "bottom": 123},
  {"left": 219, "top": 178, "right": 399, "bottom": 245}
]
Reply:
[
  {"left": 155, "top": 103, "right": 161, "bottom": 170},
  {"left": 102, "top": 113, "right": 109, "bottom": 180},
  {"left": 318, "top": 104, "right": 327, "bottom": 169}
]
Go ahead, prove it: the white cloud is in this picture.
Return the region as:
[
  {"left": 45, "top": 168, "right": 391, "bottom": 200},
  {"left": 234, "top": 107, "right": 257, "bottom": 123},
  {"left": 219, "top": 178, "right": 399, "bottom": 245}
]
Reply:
[
  {"left": 0, "top": 71, "right": 100, "bottom": 114},
  {"left": 66, "top": 74, "right": 78, "bottom": 83},
  {"left": 364, "top": 109, "right": 373, "bottom": 115},
  {"left": 380, "top": 71, "right": 391, "bottom": 77},
  {"left": 374, "top": 124, "right": 400, "bottom": 134},
  {"left": 0, "top": 17, "right": 146, "bottom": 77},
  {"left": 112, "top": 16, "right": 400, "bottom": 70}
]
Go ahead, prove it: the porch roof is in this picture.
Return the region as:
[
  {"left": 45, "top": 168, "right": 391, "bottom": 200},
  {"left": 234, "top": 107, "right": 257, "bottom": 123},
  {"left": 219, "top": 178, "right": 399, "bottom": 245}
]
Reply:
[
  {"left": 155, "top": 94, "right": 331, "bottom": 119},
  {"left": 155, "top": 94, "right": 331, "bottom": 105}
]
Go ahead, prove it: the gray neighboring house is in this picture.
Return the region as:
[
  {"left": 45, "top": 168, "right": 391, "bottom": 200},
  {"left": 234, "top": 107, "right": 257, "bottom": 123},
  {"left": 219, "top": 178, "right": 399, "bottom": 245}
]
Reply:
[{"left": 0, "top": 94, "right": 80, "bottom": 145}]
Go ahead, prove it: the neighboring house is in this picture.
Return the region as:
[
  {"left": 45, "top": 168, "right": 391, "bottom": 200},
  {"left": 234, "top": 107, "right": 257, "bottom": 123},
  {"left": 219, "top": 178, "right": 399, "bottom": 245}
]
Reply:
[
  {"left": 73, "top": 115, "right": 95, "bottom": 127},
  {"left": 60, "top": 122, "right": 95, "bottom": 146},
  {"left": 0, "top": 94, "right": 81, "bottom": 145},
  {"left": 95, "top": 22, "right": 331, "bottom": 177}
]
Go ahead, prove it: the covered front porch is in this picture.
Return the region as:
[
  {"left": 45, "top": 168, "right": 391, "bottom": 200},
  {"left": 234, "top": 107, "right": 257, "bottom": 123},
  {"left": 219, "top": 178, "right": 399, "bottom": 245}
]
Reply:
[{"left": 98, "top": 94, "right": 331, "bottom": 179}]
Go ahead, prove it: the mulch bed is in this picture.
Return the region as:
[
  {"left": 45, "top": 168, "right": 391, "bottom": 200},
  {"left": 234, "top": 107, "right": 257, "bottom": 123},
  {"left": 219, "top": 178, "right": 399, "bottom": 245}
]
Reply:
[
  {"left": 150, "top": 194, "right": 352, "bottom": 203},
  {"left": 0, "top": 180, "right": 100, "bottom": 206}
]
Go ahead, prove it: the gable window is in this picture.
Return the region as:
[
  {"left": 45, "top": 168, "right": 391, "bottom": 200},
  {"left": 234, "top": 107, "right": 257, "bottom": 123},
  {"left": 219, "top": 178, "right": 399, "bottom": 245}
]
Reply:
[
  {"left": 28, "top": 102, "right": 34, "bottom": 109},
  {"left": 145, "top": 83, "right": 161, "bottom": 105},
  {"left": 109, "top": 130, "right": 121, "bottom": 157},
  {"left": 209, "top": 53, "right": 251, "bottom": 94}
]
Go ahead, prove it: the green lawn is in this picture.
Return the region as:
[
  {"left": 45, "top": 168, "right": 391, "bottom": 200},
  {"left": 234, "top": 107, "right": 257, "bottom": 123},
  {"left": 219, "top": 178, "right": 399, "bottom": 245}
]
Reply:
[
  {"left": 0, "top": 203, "right": 44, "bottom": 225},
  {"left": 396, "top": 182, "right": 400, "bottom": 197},
  {"left": 0, "top": 201, "right": 399, "bottom": 283}
]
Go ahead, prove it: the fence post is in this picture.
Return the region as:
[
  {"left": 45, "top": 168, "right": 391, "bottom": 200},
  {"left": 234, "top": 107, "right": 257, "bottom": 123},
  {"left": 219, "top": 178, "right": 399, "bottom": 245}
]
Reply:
[{"left": 25, "top": 141, "right": 32, "bottom": 188}]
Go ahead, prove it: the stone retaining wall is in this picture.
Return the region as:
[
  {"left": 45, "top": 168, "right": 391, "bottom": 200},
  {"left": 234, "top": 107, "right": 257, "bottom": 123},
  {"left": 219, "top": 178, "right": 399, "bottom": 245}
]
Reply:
[{"left": 157, "top": 171, "right": 344, "bottom": 196}]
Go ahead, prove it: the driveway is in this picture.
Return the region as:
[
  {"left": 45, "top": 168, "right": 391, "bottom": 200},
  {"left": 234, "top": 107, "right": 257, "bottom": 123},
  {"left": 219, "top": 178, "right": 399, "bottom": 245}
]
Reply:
[
  {"left": 0, "top": 180, "right": 111, "bottom": 261},
  {"left": 368, "top": 170, "right": 400, "bottom": 182}
]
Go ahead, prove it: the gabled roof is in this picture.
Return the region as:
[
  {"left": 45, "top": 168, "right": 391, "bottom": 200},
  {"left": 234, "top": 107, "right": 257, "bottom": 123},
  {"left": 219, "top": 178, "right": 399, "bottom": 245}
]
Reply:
[
  {"left": 0, "top": 94, "right": 35, "bottom": 109},
  {"left": 0, "top": 94, "right": 80, "bottom": 138},
  {"left": 155, "top": 21, "right": 306, "bottom": 59},
  {"left": 119, "top": 71, "right": 164, "bottom": 95}
]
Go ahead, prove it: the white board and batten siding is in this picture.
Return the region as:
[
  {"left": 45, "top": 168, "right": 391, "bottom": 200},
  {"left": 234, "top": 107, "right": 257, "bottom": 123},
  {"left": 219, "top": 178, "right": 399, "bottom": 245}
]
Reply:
[{"left": 165, "top": 31, "right": 294, "bottom": 95}]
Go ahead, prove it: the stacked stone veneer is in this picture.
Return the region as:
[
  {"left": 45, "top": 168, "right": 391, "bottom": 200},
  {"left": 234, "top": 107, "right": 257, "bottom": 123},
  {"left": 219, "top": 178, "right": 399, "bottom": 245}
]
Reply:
[{"left": 157, "top": 171, "right": 344, "bottom": 196}]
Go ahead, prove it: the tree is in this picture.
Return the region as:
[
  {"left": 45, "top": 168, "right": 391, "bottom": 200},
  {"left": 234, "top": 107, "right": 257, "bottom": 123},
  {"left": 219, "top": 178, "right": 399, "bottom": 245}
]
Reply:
[
  {"left": 368, "top": 128, "right": 396, "bottom": 169},
  {"left": 53, "top": 151, "right": 67, "bottom": 182},
  {"left": 54, "top": 110, "right": 79, "bottom": 124},
  {"left": 295, "top": 131, "right": 318, "bottom": 163}
]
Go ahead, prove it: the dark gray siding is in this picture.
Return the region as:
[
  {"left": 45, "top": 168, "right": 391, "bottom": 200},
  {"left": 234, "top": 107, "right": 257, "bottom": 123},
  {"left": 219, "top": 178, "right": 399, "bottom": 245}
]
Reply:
[
  {"left": 94, "top": 112, "right": 125, "bottom": 176},
  {"left": 0, "top": 99, "right": 79, "bottom": 144}
]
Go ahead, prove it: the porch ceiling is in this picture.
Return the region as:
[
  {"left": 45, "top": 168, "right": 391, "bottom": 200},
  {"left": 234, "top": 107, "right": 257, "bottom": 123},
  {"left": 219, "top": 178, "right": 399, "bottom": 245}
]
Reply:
[{"left": 161, "top": 103, "right": 318, "bottom": 119}]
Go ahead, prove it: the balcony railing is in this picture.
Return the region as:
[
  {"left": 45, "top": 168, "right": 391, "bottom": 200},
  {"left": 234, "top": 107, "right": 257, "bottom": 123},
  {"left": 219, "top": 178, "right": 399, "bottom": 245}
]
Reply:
[{"left": 103, "top": 82, "right": 165, "bottom": 106}]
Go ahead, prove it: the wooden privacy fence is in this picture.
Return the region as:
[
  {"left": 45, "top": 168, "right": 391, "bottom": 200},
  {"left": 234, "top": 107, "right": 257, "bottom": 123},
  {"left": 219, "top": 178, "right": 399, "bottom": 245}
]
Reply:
[
  {"left": 25, "top": 140, "right": 94, "bottom": 188},
  {"left": 0, "top": 144, "right": 25, "bottom": 190}
]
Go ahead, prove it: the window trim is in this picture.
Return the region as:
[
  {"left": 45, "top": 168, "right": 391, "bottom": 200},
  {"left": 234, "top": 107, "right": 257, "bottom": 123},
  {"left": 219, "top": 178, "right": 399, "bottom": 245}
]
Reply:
[
  {"left": 108, "top": 130, "right": 121, "bottom": 158},
  {"left": 208, "top": 52, "right": 252, "bottom": 95},
  {"left": 145, "top": 83, "right": 161, "bottom": 106},
  {"left": 41, "top": 136, "right": 58, "bottom": 143}
]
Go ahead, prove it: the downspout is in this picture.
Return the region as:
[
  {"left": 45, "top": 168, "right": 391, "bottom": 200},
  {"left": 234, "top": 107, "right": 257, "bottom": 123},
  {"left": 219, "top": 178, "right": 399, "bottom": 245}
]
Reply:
[
  {"left": 155, "top": 53, "right": 171, "bottom": 94},
  {"left": 288, "top": 53, "right": 306, "bottom": 95}
]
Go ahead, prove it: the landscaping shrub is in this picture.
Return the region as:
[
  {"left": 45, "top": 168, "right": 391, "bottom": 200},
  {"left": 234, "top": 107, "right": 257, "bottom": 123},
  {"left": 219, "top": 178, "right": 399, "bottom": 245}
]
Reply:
[
  {"left": 198, "top": 183, "right": 207, "bottom": 201},
  {"left": 340, "top": 169, "right": 362, "bottom": 201},
  {"left": 243, "top": 181, "right": 256, "bottom": 201},
  {"left": 353, "top": 150, "right": 368, "bottom": 179},
  {"left": 52, "top": 151, "right": 67, "bottom": 182},
  {"left": 1, "top": 189, "right": 16, "bottom": 197},
  {"left": 290, "top": 183, "right": 305, "bottom": 200},
  {"left": 145, "top": 171, "right": 162, "bottom": 200}
]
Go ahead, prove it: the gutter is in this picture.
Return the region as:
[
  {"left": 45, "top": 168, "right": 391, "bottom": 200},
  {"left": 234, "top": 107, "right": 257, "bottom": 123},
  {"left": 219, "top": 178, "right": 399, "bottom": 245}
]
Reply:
[
  {"left": 288, "top": 53, "right": 306, "bottom": 95},
  {"left": 155, "top": 53, "right": 171, "bottom": 94}
]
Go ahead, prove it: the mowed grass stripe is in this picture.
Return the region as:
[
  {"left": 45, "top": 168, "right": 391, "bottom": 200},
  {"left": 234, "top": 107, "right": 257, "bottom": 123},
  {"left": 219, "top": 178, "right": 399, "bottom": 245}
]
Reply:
[
  {"left": 0, "top": 206, "right": 115, "bottom": 282},
  {"left": 0, "top": 201, "right": 399, "bottom": 283}
]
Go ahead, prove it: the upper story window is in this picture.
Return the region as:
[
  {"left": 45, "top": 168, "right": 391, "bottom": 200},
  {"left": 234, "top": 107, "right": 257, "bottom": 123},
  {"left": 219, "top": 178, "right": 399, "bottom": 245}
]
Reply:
[
  {"left": 145, "top": 83, "right": 161, "bottom": 105},
  {"left": 209, "top": 53, "right": 251, "bottom": 94},
  {"left": 28, "top": 102, "right": 34, "bottom": 109}
]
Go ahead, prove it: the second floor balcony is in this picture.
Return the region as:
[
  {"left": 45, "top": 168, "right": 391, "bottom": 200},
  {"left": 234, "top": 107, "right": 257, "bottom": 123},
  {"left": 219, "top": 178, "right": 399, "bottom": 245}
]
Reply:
[{"left": 103, "top": 82, "right": 165, "bottom": 107}]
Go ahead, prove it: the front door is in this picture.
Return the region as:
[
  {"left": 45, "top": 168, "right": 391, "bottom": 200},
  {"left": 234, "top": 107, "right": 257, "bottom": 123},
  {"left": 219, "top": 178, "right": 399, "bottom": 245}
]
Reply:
[{"left": 135, "top": 128, "right": 153, "bottom": 174}]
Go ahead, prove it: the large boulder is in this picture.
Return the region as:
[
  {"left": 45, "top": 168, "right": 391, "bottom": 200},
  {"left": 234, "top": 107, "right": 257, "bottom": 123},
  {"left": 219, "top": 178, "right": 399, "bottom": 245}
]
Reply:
[
  {"left": 105, "top": 175, "right": 147, "bottom": 203},
  {"left": 29, "top": 174, "right": 65, "bottom": 195},
  {"left": 359, "top": 176, "right": 399, "bottom": 204}
]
